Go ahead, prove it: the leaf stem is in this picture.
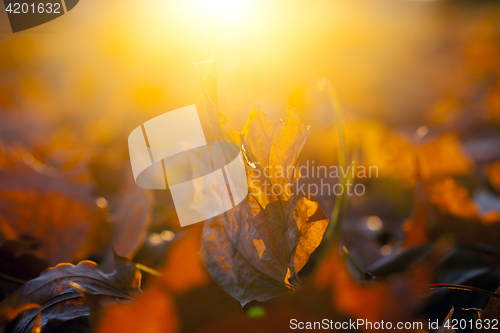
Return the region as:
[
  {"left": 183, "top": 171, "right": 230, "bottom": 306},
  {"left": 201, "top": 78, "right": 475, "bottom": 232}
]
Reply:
[
  {"left": 343, "top": 246, "right": 365, "bottom": 281},
  {"left": 0, "top": 272, "right": 27, "bottom": 285},
  {"left": 320, "top": 78, "right": 349, "bottom": 247}
]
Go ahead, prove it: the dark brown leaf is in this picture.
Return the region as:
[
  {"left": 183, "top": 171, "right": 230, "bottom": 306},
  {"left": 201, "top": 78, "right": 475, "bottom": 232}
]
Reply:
[
  {"left": 0, "top": 253, "right": 141, "bottom": 333},
  {"left": 0, "top": 304, "right": 38, "bottom": 333}
]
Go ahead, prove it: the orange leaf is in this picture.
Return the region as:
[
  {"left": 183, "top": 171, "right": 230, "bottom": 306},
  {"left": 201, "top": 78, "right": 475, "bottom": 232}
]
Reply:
[{"left": 200, "top": 64, "right": 328, "bottom": 306}]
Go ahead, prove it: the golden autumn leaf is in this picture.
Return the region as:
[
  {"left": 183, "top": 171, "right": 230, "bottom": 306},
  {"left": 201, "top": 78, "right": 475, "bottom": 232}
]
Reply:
[
  {"left": 357, "top": 122, "right": 416, "bottom": 186},
  {"left": 417, "top": 133, "right": 473, "bottom": 182},
  {"left": 95, "top": 284, "right": 178, "bottom": 333},
  {"left": 200, "top": 60, "right": 329, "bottom": 306},
  {"left": 428, "top": 178, "right": 478, "bottom": 219},
  {"left": 300, "top": 120, "right": 417, "bottom": 187}
]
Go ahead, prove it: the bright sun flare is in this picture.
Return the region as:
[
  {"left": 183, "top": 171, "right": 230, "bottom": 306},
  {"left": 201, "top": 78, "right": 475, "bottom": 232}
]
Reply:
[{"left": 199, "top": 0, "right": 249, "bottom": 22}]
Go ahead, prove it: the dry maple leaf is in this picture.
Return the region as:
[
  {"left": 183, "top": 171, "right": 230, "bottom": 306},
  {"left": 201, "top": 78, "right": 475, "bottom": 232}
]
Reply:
[
  {"left": 0, "top": 253, "right": 141, "bottom": 333},
  {"left": 199, "top": 60, "right": 329, "bottom": 306}
]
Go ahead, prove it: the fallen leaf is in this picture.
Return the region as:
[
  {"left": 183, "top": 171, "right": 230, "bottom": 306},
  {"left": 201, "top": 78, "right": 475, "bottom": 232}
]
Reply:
[
  {"left": 0, "top": 303, "right": 38, "bottom": 333},
  {"left": 0, "top": 253, "right": 141, "bottom": 333},
  {"left": 200, "top": 62, "right": 328, "bottom": 306},
  {"left": 417, "top": 133, "right": 473, "bottom": 182},
  {"left": 428, "top": 178, "right": 478, "bottom": 219},
  {"left": 0, "top": 152, "right": 111, "bottom": 265}
]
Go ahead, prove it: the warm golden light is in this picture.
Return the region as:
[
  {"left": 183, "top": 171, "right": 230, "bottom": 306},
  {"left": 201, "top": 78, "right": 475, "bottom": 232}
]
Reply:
[{"left": 199, "top": 0, "right": 249, "bottom": 22}]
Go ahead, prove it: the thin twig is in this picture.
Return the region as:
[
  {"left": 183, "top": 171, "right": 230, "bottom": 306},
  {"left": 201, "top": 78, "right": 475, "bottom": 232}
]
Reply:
[
  {"left": 423, "top": 284, "right": 500, "bottom": 300},
  {"left": 318, "top": 78, "right": 349, "bottom": 256},
  {"left": 0, "top": 272, "right": 27, "bottom": 285},
  {"left": 343, "top": 246, "right": 365, "bottom": 281},
  {"left": 136, "top": 263, "right": 162, "bottom": 277}
]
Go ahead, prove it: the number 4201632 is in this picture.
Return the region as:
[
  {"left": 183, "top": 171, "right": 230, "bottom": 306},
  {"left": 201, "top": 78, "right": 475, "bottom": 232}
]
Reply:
[{"left": 6, "top": 3, "right": 61, "bottom": 14}]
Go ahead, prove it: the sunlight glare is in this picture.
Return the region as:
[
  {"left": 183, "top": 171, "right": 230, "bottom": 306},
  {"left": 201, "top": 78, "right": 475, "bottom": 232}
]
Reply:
[{"left": 199, "top": 0, "right": 249, "bottom": 22}]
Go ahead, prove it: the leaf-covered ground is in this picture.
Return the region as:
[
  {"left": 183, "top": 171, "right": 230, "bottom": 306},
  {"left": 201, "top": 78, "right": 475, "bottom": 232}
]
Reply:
[{"left": 1, "top": 1, "right": 500, "bottom": 332}]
